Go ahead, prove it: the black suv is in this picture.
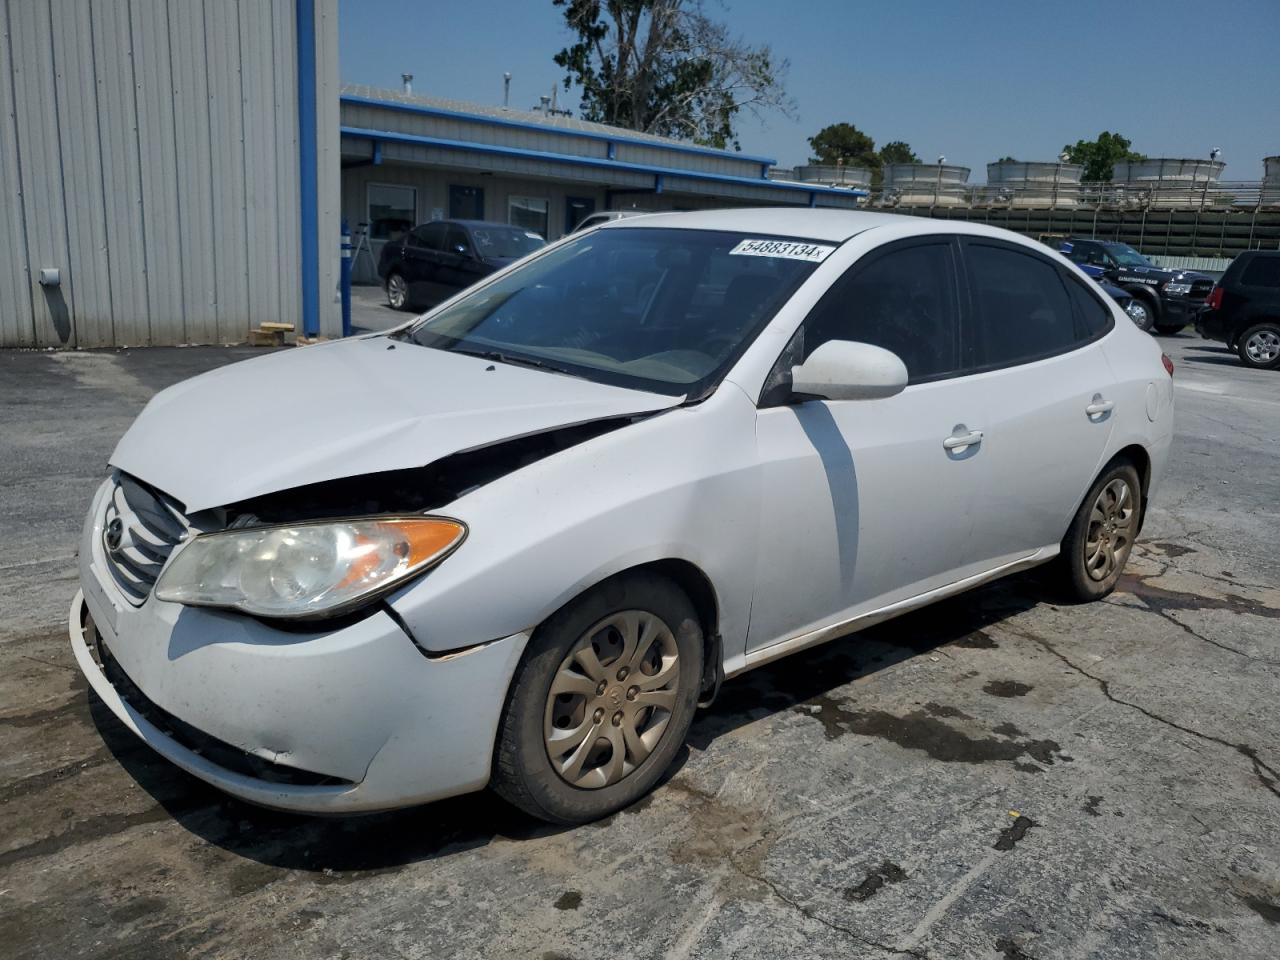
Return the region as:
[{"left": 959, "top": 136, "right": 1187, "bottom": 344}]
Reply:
[
  {"left": 378, "top": 220, "right": 546, "bottom": 311},
  {"left": 1059, "top": 238, "right": 1213, "bottom": 334},
  {"left": 1196, "top": 251, "right": 1280, "bottom": 369}
]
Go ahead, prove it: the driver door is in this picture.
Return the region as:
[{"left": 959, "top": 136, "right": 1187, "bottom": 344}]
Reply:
[{"left": 746, "top": 238, "right": 994, "bottom": 654}]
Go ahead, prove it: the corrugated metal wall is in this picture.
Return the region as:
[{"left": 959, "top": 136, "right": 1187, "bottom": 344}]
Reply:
[{"left": 0, "top": 0, "right": 339, "bottom": 347}]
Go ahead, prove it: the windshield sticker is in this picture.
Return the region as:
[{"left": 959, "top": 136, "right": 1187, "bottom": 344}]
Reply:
[{"left": 729, "top": 239, "right": 835, "bottom": 262}]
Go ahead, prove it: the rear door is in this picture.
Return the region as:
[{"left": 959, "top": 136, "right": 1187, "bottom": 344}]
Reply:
[
  {"left": 958, "top": 238, "right": 1117, "bottom": 566},
  {"left": 747, "top": 238, "right": 994, "bottom": 653},
  {"left": 404, "top": 223, "right": 448, "bottom": 305}
]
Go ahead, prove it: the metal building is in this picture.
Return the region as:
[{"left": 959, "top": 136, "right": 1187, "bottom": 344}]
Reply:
[
  {"left": 338, "top": 86, "right": 866, "bottom": 282},
  {"left": 0, "top": 0, "right": 341, "bottom": 349}
]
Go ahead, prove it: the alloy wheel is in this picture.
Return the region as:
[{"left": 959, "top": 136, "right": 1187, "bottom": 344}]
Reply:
[
  {"left": 1244, "top": 329, "right": 1280, "bottom": 365},
  {"left": 387, "top": 274, "right": 407, "bottom": 310},
  {"left": 543, "top": 610, "right": 680, "bottom": 789},
  {"left": 1084, "top": 478, "right": 1135, "bottom": 581}
]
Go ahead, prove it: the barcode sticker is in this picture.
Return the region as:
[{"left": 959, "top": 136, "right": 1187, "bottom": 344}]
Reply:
[{"left": 729, "top": 239, "right": 835, "bottom": 262}]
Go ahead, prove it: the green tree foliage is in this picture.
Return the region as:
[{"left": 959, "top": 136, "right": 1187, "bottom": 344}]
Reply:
[
  {"left": 878, "top": 141, "right": 921, "bottom": 165},
  {"left": 552, "top": 0, "right": 792, "bottom": 149},
  {"left": 807, "top": 124, "right": 919, "bottom": 184},
  {"left": 1062, "top": 132, "right": 1146, "bottom": 182}
]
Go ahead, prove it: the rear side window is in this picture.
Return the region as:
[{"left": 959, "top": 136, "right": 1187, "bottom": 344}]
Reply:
[
  {"left": 800, "top": 241, "right": 960, "bottom": 383},
  {"left": 1240, "top": 256, "right": 1280, "bottom": 288},
  {"left": 1062, "top": 273, "right": 1115, "bottom": 337},
  {"left": 965, "top": 242, "right": 1080, "bottom": 368},
  {"left": 409, "top": 223, "right": 447, "bottom": 250}
]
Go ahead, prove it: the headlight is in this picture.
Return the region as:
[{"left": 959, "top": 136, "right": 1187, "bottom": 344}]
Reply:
[
  {"left": 1163, "top": 282, "right": 1192, "bottom": 296},
  {"left": 154, "top": 517, "right": 465, "bottom": 619}
]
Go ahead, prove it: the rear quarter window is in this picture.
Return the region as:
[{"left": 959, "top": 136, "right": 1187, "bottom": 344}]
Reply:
[{"left": 1240, "top": 256, "right": 1280, "bottom": 288}]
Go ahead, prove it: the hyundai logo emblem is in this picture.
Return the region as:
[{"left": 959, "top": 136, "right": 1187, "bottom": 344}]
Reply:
[{"left": 104, "top": 517, "right": 124, "bottom": 554}]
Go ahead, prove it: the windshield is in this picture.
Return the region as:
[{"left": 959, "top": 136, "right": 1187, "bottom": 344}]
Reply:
[
  {"left": 1104, "top": 243, "right": 1153, "bottom": 268},
  {"left": 404, "top": 228, "right": 831, "bottom": 396},
  {"left": 470, "top": 226, "right": 547, "bottom": 259}
]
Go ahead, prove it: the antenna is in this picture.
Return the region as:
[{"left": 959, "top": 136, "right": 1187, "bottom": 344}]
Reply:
[
  {"left": 1209, "top": 147, "right": 1222, "bottom": 161},
  {"left": 400, "top": 73, "right": 413, "bottom": 95},
  {"left": 503, "top": 72, "right": 511, "bottom": 108}
]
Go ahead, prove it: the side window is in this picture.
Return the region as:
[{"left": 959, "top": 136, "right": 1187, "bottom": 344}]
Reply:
[
  {"left": 965, "top": 242, "right": 1079, "bottom": 368},
  {"left": 409, "top": 222, "right": 447, "bottom": 251},
  {"left": 445, "top": 225, "right": 472, "bottom": 256},
  {"left": 1241, "top": 256, "right": 1280, "bottom": 288},
  {"left": 1062, "top": 271, "right": 1114, "bottom": 337},
  {"left": 799, "top": 242, "right": 960, "bottom": 383}
]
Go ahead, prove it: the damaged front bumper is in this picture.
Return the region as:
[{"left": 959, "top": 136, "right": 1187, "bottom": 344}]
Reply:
[{"left": 72, "top": 491, "right": 529, "bottom": 813}]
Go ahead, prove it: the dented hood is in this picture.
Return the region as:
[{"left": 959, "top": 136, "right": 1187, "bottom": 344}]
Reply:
[{"left": 110, "top": 337, "right": 682, "bottom": 513}]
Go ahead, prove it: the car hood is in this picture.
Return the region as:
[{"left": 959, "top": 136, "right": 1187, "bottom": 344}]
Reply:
[{"left": 110, "top": 337, "right": 683, "bottom": 513}]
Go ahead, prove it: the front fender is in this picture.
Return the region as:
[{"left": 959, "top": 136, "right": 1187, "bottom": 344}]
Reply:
[{"left": 386, "top": 385, "right": 761, "bottom": 664}]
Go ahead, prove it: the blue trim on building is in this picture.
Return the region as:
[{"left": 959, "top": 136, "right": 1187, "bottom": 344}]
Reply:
[
  {"left": 340, "top": 93, "right": 779, "bottom": 169},
  {"left": 340, "top": 126, "right": 869, "bottom": 199},
  {"left": 296, "top": 0, "right": 319, "bottom": 337}
]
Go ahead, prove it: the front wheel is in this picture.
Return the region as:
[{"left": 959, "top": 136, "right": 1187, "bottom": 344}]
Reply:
[
  {"left": 1237, "top": 322, "right": 1280, "bottom": 369},
  {"left": 491, "top": 572, "right": 704, "bottom": 824},
  {"left": 1056, "top": 461, "right": 1143, "bottom": 602},
  {"left": 1124, "top": 297, "right": 1156, "bottom": 332}
]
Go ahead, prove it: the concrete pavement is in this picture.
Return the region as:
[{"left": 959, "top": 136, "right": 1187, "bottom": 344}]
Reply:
[{"left": 1, "top": 334, "right": 1278, "bottom": 959}]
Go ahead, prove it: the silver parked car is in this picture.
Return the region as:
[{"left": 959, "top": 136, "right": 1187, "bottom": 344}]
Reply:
[{"left": 72, "top": 209, "right": 1174, "bottom": 824}]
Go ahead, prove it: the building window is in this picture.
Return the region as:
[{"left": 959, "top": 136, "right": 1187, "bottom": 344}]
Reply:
[
  {"left": 449, "top": 185, "right": 485, "bottom": 220},
  {"left": 368, "top": 184, "right": 416, "bottom": 241},
  {"left": 508, "top": 196, "right": 549, "bottom": 239}
]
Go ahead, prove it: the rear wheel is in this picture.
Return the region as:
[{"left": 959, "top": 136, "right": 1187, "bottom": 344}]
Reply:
[
  {"left": 1237, "top": 322, "right": 1280, "bottom": 369},
  {"left": 1153, "top": 321, "right": 1186, "bottom": 335},
  {"left": 1056, "top": 461, "right": 1142, "bottom": 602},
  {"left": 385, "top": 272, "right": 409, "bottom": 311},
  {"left": 492, "top": 572, "right": 704, "bottom": 824}
]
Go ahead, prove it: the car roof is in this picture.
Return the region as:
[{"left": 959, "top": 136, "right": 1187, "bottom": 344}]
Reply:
[
  {"left": 601, "top": 207, "right": 1058, "bottom": 247},
  {"left": 431, "top": 220, "right": 524, "bottom": 231}
]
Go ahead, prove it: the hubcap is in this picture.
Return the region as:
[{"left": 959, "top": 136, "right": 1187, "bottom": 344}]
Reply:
[
  {"left": 1125, "top": 300, "right": 1150, "bottom": 328},
  {"left": 387, "top": 275, "right": 406, "bottom": 308},
  {"left": 543, "top": 610, "right": 680, "bottom": 789},
  {"left": 1245, "top": 330, "right": 1280, "bottom": 364},
  {"left": 1084, "top": 478, "right": 1136, "bottom": 582}
]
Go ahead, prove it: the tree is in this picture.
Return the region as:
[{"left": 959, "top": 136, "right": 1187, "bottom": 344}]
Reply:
[
  {"left": 552, "top": 0, "right": 792, "bottom": 149},
  {"left": 1062, "top": 132, "right": 1146, "bottom": 182},
  {"left": 995, "top": 155, "right": 1018, "bottom": 163},
  {"left": 879, "top": 141, "right": 920, "bottom": 165},
  {"left": 807, "top": 125, "right": 919, "bottom": 185},
  {"left": 807, "top": 122, "right": 878, "bottom": 169}
]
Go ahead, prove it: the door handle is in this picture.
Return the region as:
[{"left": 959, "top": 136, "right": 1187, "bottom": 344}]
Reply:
[
  {"left": 943, "top": 429, "right": 984, "bottom": 450},
  {"left": 1086, "top": 395, "right": 1114, "bottom": 418}
]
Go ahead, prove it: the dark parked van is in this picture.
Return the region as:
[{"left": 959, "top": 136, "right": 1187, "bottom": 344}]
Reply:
[
  {"left": 378, "top": 220, "right": 546, "bottom": 311},
  {"left": 1196, "top": 251, "right": 1280, "bottom": 369}
]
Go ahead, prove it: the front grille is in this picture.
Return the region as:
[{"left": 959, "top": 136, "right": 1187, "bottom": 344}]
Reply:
[
  {"left": 91, "top": 628, "right": 351, "bottom": 788},
  {"left": 1188, "top": 278, "right": 1214, "bottom": 301},
  {"left": 101, "top": 475, "right": 188, "bottom": 605}
]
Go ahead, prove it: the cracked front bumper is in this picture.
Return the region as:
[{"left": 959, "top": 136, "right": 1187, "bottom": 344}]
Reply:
[{"left": 73, "top": 530, "right": 528, "bottom": 813}]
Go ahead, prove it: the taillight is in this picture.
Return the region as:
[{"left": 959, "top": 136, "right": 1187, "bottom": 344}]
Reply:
[
  {"left": 1161, "top": 353, "right": 1174, "bottom": 377},
  {"left": 1205, "top": 285, "right": 1223, "bottom": 310}
]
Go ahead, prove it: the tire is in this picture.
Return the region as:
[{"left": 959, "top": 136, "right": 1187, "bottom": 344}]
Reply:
[
  {"left": 1056, "top": 460, "right": 1143, "bottom": 602},
  {"left": 492, "top": 572, "right": 704, "bottom": 824},
  {"left": 1236, "top": 322, "right": 1280, "bottom": 369},
  {"left": 385, "top": 272, "right": 410, "bottom": 311},
  {"left": 1153, "top": 322, "right": 1185, "bottom": 335},
  {"left": 1124, "top": 296, "right": 1156, "bottom": 333}
]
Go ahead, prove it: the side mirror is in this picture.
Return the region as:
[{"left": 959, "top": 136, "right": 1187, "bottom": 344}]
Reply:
[{"left": 790, "top": 340, "right": 908, "bottom": 401}]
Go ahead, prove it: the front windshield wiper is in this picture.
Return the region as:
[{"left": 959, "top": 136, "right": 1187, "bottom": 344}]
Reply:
[{"left": 451, "top": 347, "right": 582, "bottom": 378}]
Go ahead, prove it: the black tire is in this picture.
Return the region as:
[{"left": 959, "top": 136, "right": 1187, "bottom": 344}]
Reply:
[
  {"left": 491, "top": 572, "right": 704, "bottom": 824},
  {"left": 1125, "top": 296, "right": 1156, "bottom": 333},
  {"left": 385, "top": 271, "right": 410, "bottom": 311},
  {"left": 1153, "top": 322, "right": 1185, "bottom": 335},
  {"left": 1056, "top": 460, "right": 1143, "bottom": 603},
  {"left": 1236, "top": 322, "right": 1280, "bottom": 369}
]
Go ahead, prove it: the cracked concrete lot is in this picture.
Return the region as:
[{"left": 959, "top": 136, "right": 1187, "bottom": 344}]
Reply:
[{"left": 2, "top": 336, "right": 1278, "bottom": 959}]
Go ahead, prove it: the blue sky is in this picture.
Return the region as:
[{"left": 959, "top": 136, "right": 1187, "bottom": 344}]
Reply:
[{"left": 339, "top": 0, "right": 1280, "bottom": 181}]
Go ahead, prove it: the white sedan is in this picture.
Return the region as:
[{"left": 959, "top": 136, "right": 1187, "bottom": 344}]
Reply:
[{"left": 71, "top": 209, "right": 1174, "bottom": 824}]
